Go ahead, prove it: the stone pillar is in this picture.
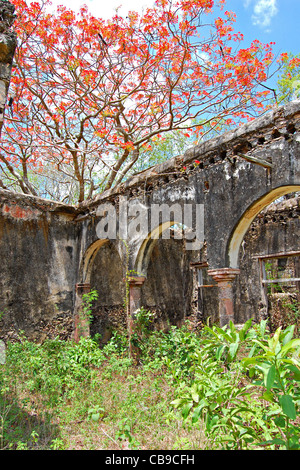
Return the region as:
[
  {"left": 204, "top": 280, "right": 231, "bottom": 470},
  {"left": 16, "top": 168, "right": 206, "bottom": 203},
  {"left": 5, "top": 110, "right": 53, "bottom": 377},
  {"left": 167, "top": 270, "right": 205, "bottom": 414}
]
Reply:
[
  {"left": 207, "top": 268, "right": 240, "bottom": 327},
  {"left": 127, "top": 276, "right": 146, "bottom": 361},
  {"left": 128, "top": 276, "right": 146, "bottom": 315},
  {"left": 74, "top": 282, "right": 91, "bottom": 342}
]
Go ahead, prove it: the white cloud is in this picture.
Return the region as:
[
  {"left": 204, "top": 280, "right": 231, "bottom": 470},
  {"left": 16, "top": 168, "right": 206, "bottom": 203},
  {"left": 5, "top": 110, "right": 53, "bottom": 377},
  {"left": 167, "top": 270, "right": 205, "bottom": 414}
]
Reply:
[{"left": 245, "top": 0, "right": 279, "bottom": 30}]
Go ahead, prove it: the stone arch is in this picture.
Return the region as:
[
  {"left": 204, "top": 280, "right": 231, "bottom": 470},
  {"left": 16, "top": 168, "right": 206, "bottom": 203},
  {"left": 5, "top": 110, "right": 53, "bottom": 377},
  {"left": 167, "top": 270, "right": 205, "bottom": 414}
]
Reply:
[
  {"left": 134, "top": 221, "right": 197, "bottom": 328},
  {"left": 75, "top": 238, "right": 125, "bottom": 343},
  {"left": 234, "top": 194, "right": 300, "bottom": 325},
  {"left": 227, "top": 185, "right": 300, "bottom": 269},
  {"left": 79, "top": 239, "right": 109, "bottom": 284},
  {"left": 135, "top": 221, "right": 179, "bottom": 276}
]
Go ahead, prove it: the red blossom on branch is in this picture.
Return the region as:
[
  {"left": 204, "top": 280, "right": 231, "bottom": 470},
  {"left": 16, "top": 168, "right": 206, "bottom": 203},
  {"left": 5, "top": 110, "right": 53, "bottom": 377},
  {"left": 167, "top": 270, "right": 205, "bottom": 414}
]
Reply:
[{"left": 0, "top": 0, "right": 277, "bottom": 202}]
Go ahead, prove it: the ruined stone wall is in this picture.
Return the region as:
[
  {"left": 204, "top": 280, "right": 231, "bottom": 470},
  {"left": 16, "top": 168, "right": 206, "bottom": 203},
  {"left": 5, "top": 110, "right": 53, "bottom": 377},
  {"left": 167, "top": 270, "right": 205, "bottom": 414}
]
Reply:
[
  {"left": 0, "top": 101, "right": 299, "bottom": 341},
  {"left": 89, "top": 241, "right": 126, "bottom": 344},
  {"left": 0, "top": 190, "right": 79, "bottom": 341}
]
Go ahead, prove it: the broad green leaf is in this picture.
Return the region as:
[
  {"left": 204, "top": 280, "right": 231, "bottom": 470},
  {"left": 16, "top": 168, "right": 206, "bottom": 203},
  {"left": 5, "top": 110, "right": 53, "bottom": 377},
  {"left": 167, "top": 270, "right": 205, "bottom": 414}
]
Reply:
[
  {"left": 239, "top": 318, "right": 252, "bottom": 341},
  {"left": 274, "top": 416, "right": 286, "bottom": 428},
  {"left": 258, "top": 438, "right": 285, "bottom": 447},
  {"left": 191, "top": 387, "right": 200, "bottom": 403},
  {"left": 170, "top": 398, "right": 185, "bottom": 408},
  {"left": 181, "top": 402, "right": 193, "bottom": 419},
  {"left": 262, "top": 390, "right": 275, "bottom": 403},
  {"left": 206, "top": 414, "right": 219, "bottom": 432},
  {"left": 287, "top": 364, "right": 300, "bottom": 381},
  {"left": 269, "top": 327, "right": 282, "bottom": 354},
  {"left": 228, "top": 342, "right": 239, "bottom": 361},
  {"left": 229, "top": 320, "right": 236, "bottom": 334},
  {"left": 216, "top": 345, "right": 226, "bottom": 360},
  {"left": 279, "top": 395, "right": 297, "bottom": 420},
  {"left": 259, "top": 319, "right": 268, "bottom": 337},
  {"left": 192, "top": 402, "right": 206, "bottom": 423},
  {"left": 266, "top": 364, "right": 276, "bottom": 391},
  {"left": 281, "top": 339, "right": 300, "bottom": 356},
  {"left": 280, "top": 325, "right": 295, "bottom": 346},
  {"left": 252, "top": 339, "right": 270, "bottom": 354}
]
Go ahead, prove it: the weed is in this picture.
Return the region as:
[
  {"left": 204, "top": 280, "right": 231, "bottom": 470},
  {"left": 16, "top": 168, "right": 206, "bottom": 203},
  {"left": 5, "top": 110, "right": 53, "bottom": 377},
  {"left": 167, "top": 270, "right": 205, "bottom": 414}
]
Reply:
[{"left": 0, "top": 317, "right": 299, "bottom": 450}]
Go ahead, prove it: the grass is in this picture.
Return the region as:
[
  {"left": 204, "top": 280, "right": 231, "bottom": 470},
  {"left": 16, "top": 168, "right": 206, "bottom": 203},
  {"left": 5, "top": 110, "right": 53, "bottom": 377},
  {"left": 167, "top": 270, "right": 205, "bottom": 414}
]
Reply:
[
  {"left": 0, "top": 327, "right": 206, "bottom": 450},
  {"left": 0, "top": 317, "right": 299, "bottom": 450}
]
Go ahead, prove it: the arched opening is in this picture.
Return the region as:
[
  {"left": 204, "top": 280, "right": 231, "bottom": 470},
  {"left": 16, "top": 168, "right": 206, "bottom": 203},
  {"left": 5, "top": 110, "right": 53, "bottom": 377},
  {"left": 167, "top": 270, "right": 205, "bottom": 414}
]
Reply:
[
  {"left": 231, "top": 189, "right": 300, "bottom": 327},
  {"left": 79, "top": 239, "right": 108, "bottom": 284},
  {"left": 76, "top": 239, "right": 125, "bottom": 344},
  {"left": 228, "top": 185, "right": 300, "bottom": 269},
  {"left": 89, "top": 241, "right": 125, "bottom": 344},
  {"left": 135, "top": 223, "right": 198, "bottom": 329},
  {"left": 135, "top": 221, "right": 180, "bottom": 276}
]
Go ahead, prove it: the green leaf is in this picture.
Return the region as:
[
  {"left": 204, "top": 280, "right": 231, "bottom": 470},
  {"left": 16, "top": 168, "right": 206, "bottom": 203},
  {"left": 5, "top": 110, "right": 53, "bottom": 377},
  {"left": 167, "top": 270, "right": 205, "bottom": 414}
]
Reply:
[
  {"left": 269, "top": 327, "right": 282, "bottom": 354},
  {"left": 279, "top": 395, "right": 296, "bottom": 420},
  {"left": 239, "top": 318, "right": 252, "bottom": 341},
  {"left": 206, "top": 414, "right": 219, "bottom": 432},
  {"left": 262, "top": 390, "right": 275, "bottom": 403},
  {"left": 266, "top": 365, "right": 276, "bottom": 391},
  {"left": 216, "top": 345, "right": 226, "bottom": 360},
  {"left": 191, "top": 387, "right": 200, "bottom": 403},
  {"left": 91, "top": 413, "right": 100, "bottom": 422},
  {"left": 281, "top": 339, "right": 300, "bottom": 356},
  {"left": 192, "top": 402, "right": 206, "bottom": 424},
  {"left": 259, "top": 319, "right": 268, "bottom": 337},
  {"left": 228, "top": 342, "right": 239, "bottom": 361},
  {"left": 287, "top": 364, "right": 300, "bottom": 381},
  {"left": 280, "top": 325, "right": 295, "bottom": 346},
  {"left": 181, "top": 402, "right": 193, "bottom": 419},
  {"left": 274, "top": 416, "right": 286, "bottom": 428},
  {"left": 170, "top": 398, "right": 185, "bottom": 408},
  {"left": 258, "top": 438, "right": 285, "bottom": 447}
]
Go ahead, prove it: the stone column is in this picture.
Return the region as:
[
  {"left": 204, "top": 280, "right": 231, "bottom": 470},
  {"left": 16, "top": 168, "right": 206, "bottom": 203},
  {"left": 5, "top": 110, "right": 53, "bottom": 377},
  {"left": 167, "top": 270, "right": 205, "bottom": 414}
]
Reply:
[
  {"left": 127, "top": 276, "right": 146, "bottom": 361},
  {"left": 74, "top": 282, "right": 91, "bottom": 342},
  {"left": 128, "top": 276, "right": 146, "bottom": 315},
  {"left": 207, "top": 268, "right": 240, "bottom": 327}
]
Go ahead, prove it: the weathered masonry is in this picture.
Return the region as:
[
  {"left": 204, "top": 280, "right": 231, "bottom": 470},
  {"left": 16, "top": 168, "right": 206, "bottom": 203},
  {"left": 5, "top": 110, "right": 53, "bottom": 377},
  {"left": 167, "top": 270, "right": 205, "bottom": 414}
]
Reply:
[{"left": 0, "top": 99, "right": 299, "bottom": 342}]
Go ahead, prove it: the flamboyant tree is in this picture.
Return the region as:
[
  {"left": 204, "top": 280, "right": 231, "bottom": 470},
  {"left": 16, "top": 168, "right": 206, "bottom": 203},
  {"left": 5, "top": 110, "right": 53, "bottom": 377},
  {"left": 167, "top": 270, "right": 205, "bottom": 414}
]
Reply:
[{"left": 0, "top": 0, "right": 276, "bottom": 202}]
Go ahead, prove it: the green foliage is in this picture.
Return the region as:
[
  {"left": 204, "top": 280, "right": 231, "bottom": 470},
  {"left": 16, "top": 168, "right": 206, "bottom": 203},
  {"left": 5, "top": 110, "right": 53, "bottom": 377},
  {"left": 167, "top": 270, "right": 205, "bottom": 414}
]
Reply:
[
  {"left": 277, "top": 53, "right": 300, "bottom": 104},
  {"left": 0, "top": 317, "right": 299, "bottom": 450},
  {"left": 2, "top": 334, "right": 104, "bottom": 406},
  {"left": 242, "top": 324, "right": 300, "bottom": 449},
  {"left": 81, "top": 289, "right": 99, "bottom": 325},
  {"left": 171, "top": 320, "right": 300, "bottom": 450}
]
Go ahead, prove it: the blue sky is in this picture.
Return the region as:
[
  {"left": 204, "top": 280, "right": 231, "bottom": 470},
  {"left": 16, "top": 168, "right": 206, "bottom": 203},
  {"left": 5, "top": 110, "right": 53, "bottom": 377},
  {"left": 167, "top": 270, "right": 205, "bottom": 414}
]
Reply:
[{"left": 226, "top": 0, "right": 299, "bottom": 56}]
